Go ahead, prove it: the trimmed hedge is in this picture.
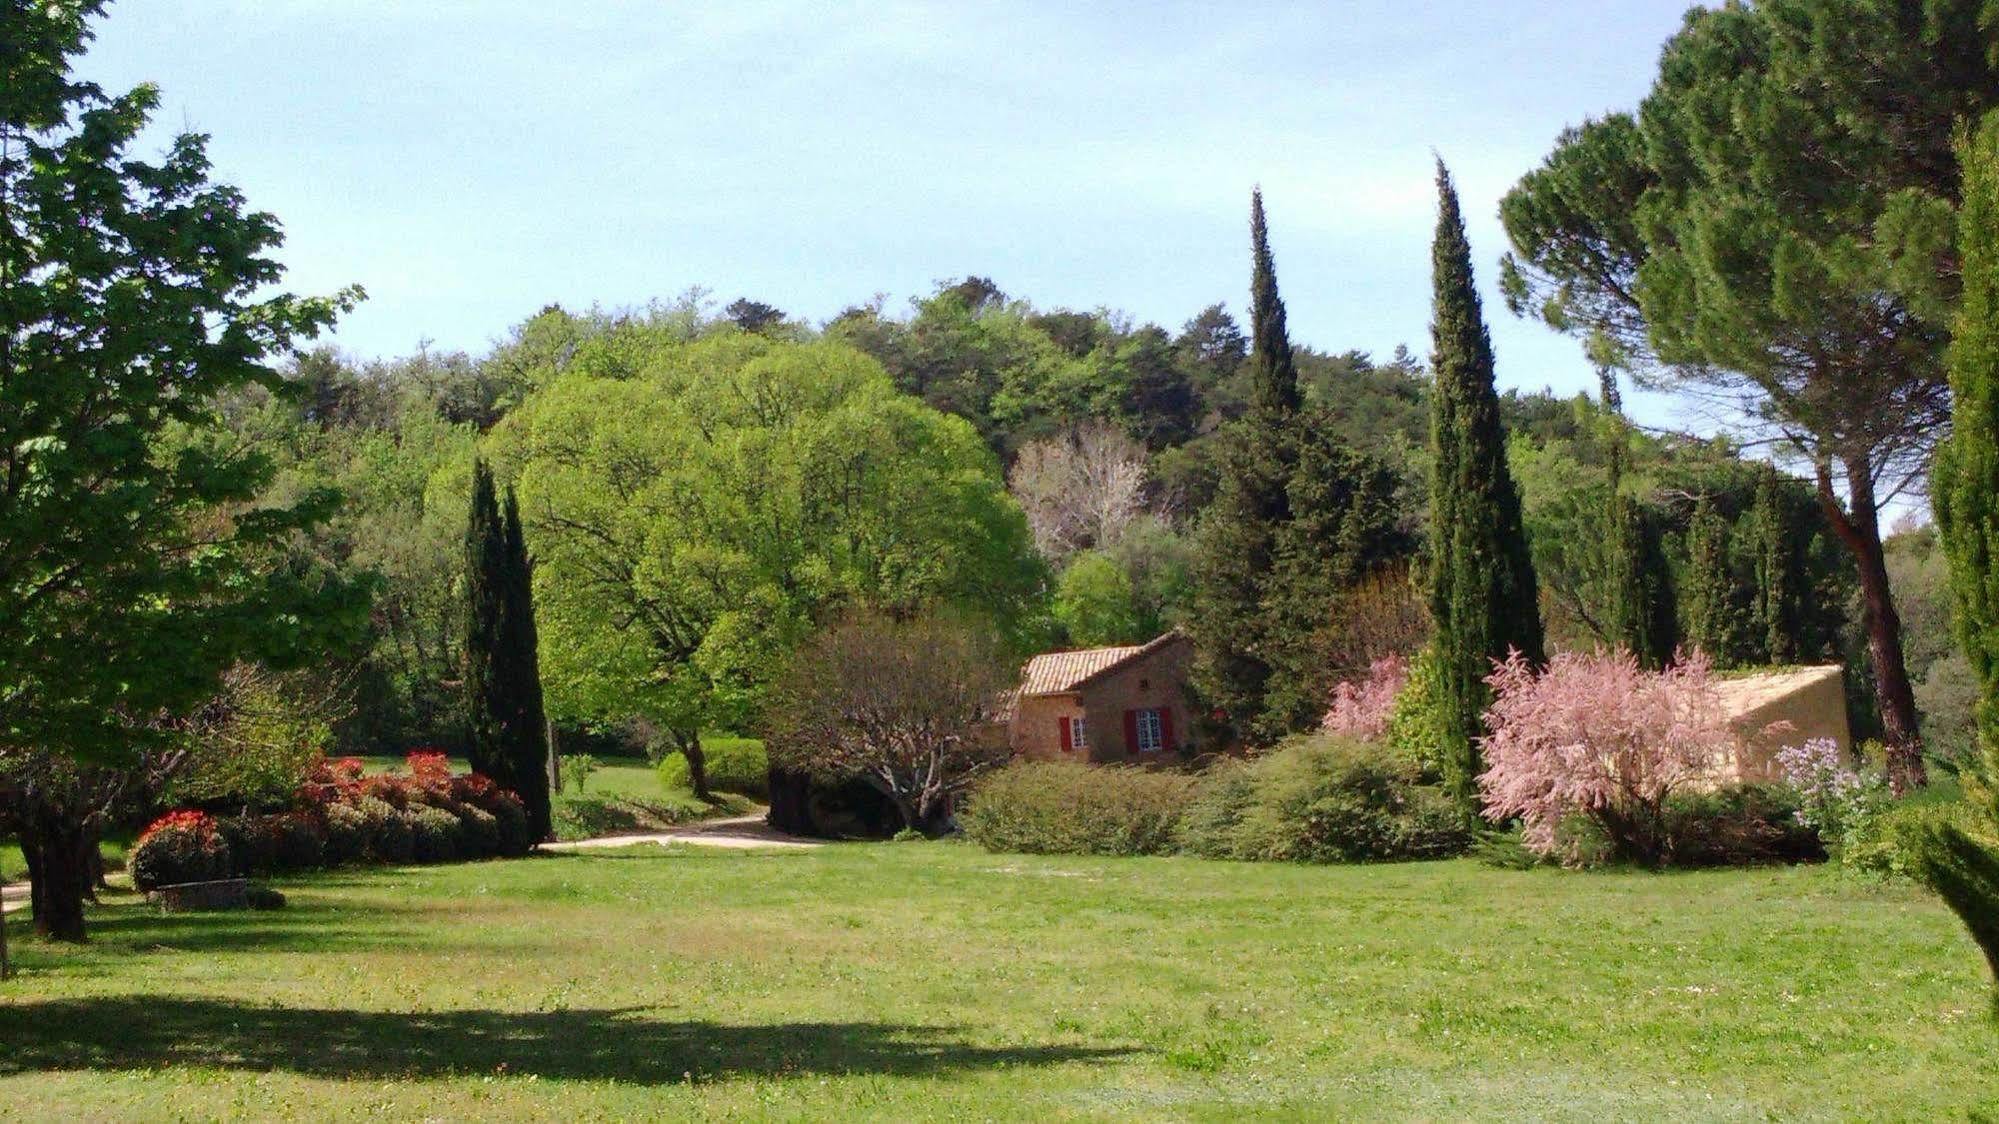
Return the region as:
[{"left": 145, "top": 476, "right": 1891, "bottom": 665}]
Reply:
[{"left": 131, "top": 752, "right": 538, "bottom": 890}]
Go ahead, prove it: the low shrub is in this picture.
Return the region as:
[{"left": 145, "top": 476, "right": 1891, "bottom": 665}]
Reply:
[
  {"left": 409, "top": 806, "right": 464, "bottom": 863},
  {"left": 322, "top": 802, "right": 368, "bottom": 865},
  {"left": 130, "top": 811, "right": 234, "bottom": 891},
  {"left": 1844, "top": 798, "right": 1993, "bottom": 881},
  {"left": 1179, "top": 737, "right": 1470, "bottom": 863},
  {"left": 246, "top": 885, "right": 287, "bottom": 910},
  {"left": 1775, "top": 737, "right": 1891, "bottom": 859},
  {"left": 960, "top": 760, "right": 1195, "bottom": 856},
  {"left": 453, "top": 805, "right": 501, "bottom": 856},
  {"left": 1383, "top": 648, "right": 1451, "bottom": 779},
  {"left": 224, "top": 811, "right": 327, "bottom": 875},
  {"left": 1661, "top": 784, "right": 1822, "bottom": 867},
  {"left": 355, "top": 795, "right": 413, "bottom": 863},
  {"left": 659, "top": 737, "right": 770, "bottom": 799}
]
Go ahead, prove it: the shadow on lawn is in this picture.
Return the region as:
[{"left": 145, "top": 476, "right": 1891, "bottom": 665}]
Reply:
[{"left": 0, "top": 997, "right": 1140, "bottom": 1083}]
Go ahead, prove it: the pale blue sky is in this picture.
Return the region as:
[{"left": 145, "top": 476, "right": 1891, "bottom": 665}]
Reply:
[{"left": 81, "top": 0, "right": 1697, "bottom": 420}]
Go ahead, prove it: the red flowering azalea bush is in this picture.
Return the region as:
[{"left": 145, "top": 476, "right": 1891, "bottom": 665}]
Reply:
[
  {"left": 1321, "top": 655, "right": 1409, "bottom": 741},
  {"left": 131, "top": 811, "right": 235, "bottom": 890},
  {"left": 1478, "top": 648, "right": 1737, "bottom": 867}
]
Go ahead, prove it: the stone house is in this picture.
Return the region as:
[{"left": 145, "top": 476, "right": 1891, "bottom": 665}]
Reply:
[
  {"left": 1711, "top": 664, "right": 1852, "bottom": 783},
  {"left": 1004, "top": 631, "right": 1195, "bottom": 761}
]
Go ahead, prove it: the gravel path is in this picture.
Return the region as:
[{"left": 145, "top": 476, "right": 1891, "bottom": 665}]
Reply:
[{"left": 543, "top": 812, "right": 823, "bottom": 852}]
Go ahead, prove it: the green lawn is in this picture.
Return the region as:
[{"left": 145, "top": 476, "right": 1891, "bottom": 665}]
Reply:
[{"left": 0, "top": 845, "right": 1992, "bottom": 1120}]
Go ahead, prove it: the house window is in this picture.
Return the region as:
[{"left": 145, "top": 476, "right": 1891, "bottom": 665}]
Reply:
[
  {"left": 1134, "top": 708, "right": 1164, "bottom": 753},
  {"left": 1071, "top": 715, "right": 1088, "bottom": 749}
]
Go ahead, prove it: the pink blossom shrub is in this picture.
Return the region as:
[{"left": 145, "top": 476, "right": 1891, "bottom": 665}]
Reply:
[
  {"left": 1321, "top": 655, "right": 1409, "bottom": 741},
  {"left": 1478, "top": 648, "right": 1736, "bottom": 867}
]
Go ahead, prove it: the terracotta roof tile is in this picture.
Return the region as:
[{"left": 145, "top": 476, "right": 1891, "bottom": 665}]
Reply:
[{"left": 1016, "top": 631, "right": 1186, "bottom": 697}]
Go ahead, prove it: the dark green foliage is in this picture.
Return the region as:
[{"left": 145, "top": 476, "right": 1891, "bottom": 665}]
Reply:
[
  {"left": 1189, "top": 193, "right": 1415, "bottom": 745},
  {"left": 409, "top": 807, "right": 466, "bottom": 863},
  {"left": 1659, "top": 786, "right": 1821, "bottom": 868},
  {"left": 1928, "top": 110, "right": 1999, "bottom": 1010},
  {"left": 464, "top": 460, "right": 552, "bottom": 841},
  {"left": 1681, "top": 496, "right": 1746, "bottom": 664},
  {"left": 1602, "top": 435, "right": 1676, "bottom": 667},
  {"left": 1750, "top": 474, "right": 1804, "bottom": 665},
  {"left": 958, "top": 761, "right": 1196, "bottom": 857},
  {"left": 129, "top": 825, "right": 234, "bottom": 892},
  {"left": 1426, "top": 162, "right": 1545, "bottom": 809},
  {"left": 1176, "top": 738, "right": 1472, "bottom": 864},
  {"left": 1246, "top": 190, "right": 1301, "bottom": 418}
]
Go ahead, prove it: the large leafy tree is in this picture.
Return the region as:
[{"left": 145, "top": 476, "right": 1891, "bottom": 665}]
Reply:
[
  {"left": 1502, "top": 0, "right": 1994, "bottom": 791},
  {"left": 491, "top": 333, "right": 1045, "bottom": 792},
  {"left": 1428, "top": 161, "right": 1545, "bottom": 812},
  {"left": 464, "top": 460, "right": 551, "bottom": 839},
  {"left": 0, "top": 1, "right": 366, "bottom": 938}
]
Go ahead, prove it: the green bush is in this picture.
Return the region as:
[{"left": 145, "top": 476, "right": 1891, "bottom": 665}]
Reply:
[
  {"left": 658, "top": 736, "right": 769, "bottom": 799},
  {"left": 1844, "top": 798, "right": 1993, "bottom": 881},
  {"left": 1178, "top": 737, "right": 1470, "bottom": 863},
  {"left": 960, "top": 760, "right": 1196, "bottom": 856},
  {"left": 322, "top": 802, "right": 367, "bottom": 865},
  {"left": 129, "top": 812, "right": 235, "bottom": 891},
  {"left": 355, "top": 795, "right": 413, "bottom": 864},
  {"left": 1661, "top": 785, "right": 1821, "bottom": 868},
  {"left": 223, "top": 812, "right": 327, "bottom": 876},
  {"left": 487, "top": 795, "right": 534, "bottom": 855},
  {"left": 409, "top": 806, "right": 464, "bottom": 863},
  {"left": 1383, "top": 649, "right": 1451, "bottom": 780},
  {"left": 454, "top": 805, "right": 502, "bottom": 856}
]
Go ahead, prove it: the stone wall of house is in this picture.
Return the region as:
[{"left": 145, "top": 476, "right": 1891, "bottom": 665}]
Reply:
[
  {"left": 1077, "top": 638, "right": 1193, "bottom": 761},
  {"left": 1011, "top": 693, "right": 1086, "bottom": 759},
  {"left": 1713, "top": 665, "right": 1852, "bottom": 783}
]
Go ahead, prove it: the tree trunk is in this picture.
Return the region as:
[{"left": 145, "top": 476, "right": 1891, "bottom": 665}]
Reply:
[
  {"left": 546, "top": 717, "right": 561, "bottom": 794},
  {"left": 675, "top": 730, "right": 711, "bottom": 801},
  {"left": 20, "top": 820, "right": 89, "bottom": 943},
  {"left": 1818, "top": 460, "right": 1928, "bottom": 794}
]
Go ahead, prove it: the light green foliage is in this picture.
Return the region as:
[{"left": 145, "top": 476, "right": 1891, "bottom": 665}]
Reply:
[
  {"left": 657, "top": 737, "right": 768, "bottom": 799},
  {"left": 958, "top": 761, "right": 1195, "bottom": 856},
  {"left": 1176, "top": 737, "right": 1470, "bottom": 863},
  {"left": 169, "top": 668, "right": 338, "bottom": 810},
  {"left": 1384, "top": 647, "right": 1452, "bottom": 779},
  {"left": 493, "top": 332, "right": 1046, "bottom": 746},
  {"left": 0, "top": 1, "right": 368, "bottom": 766},
  {"left": 1052, "top": 551, "right": 1143, "bottom": 647},
  {"left": 561, "top": 754, "right": 599, "bottom": 794}
]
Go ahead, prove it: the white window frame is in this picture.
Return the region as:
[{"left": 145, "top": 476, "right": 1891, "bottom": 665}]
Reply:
[
  {"left": 1071, "top": 715, "right": 1088, "bottom": 750},
  {"left": 1135, "top": 708, "right": 1163, "bottom": 753}
]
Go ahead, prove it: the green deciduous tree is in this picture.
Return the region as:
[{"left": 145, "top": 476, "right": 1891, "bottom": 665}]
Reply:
[
  {"left": 0, "top": 1, "right": 367, "bottom": 939},
  {"left": 464, "top": 460, "right": 551, "bottom": 840},
  {"left": 1052, "top": 552, "right": 1142, "bottom": 648},
  {"left": 1427, "top": 161, "right": 1545, "bottom": 812},
  {"left": 494, "top": 333, "right": 1045, "bottom": 795}
]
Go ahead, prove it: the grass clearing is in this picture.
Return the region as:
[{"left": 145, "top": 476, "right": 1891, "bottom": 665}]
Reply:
[{"left": 0, "top": 844, "right": 1992, "bottom": 1119}]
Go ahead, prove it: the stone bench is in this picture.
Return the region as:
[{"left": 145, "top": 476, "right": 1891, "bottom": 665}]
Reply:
[{"left": 146, "top": 878, "right": 250, "bottom": 912}]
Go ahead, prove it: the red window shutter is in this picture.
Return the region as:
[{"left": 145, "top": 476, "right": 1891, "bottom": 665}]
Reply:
[
  {"left": 1058, "top": 716, "right": 1073, "bottom": 752},
  {"left": 1123, "top": 710, "right": 1140, "bottom": 755},
  {"left": 1160, "top": 707, "right": 1175, "bottom": 749}
]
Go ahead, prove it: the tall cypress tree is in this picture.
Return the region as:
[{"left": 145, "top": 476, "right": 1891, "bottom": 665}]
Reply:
[
  {"left": 1920, "top": 109, "right": 1999, "bottom": 1011},
  {"left": 1426, "top": 161, "right": 1545, "bottom": 812},
  {"left": 1682, "top": 495, "right": 1744, "bottom": 666},
  {"left": 1191, "top": 190, "right": 1303, "bottom": 744},
  {"left": 1600, "top": 431, "right": 1676, "bottom": 668},
  {"left": 1750, "top": 472, "right": 1801, "bottom": 665},
  {"left": 465, "top": 459, "right": 552, "bottom": 841}
]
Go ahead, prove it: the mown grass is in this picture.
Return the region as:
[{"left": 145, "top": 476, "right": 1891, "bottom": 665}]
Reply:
[{"left": 0, "top": 844, "right": 1992, "bottom": 1120}]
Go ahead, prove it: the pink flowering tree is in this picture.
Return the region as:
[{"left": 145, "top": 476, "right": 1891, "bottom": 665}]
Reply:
[
  {"left": 1321, "top": 655, "right": 1409, "bottom": 741},
  {"left": 1478, "top": 648, "right": 1735, "bottom": 866}
]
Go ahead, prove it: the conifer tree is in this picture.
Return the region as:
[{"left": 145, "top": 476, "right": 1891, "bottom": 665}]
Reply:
[
  {"left": 1190, "top": 191, "right": 1303, "bottom": 743},
  {"left": 1920, "top": 109, "right": 1999, "bottom": 1012},
  {"left": 1750, "top": 473, "right": 1801, "bottom": 665},
  {"left": 1681, "top": 496, "right": 1743, "bottom": 666},
  {"left": 1426, "top": 161, "right": 1545, "bottom": 811},
  {"left": 465, "top": 459, "right": 552, "bottom": 840}
]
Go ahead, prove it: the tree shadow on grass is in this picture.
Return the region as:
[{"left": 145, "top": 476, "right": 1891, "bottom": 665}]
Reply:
[{"left": 0, "top": 997, "right": 1139, "bottom": 1084}]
